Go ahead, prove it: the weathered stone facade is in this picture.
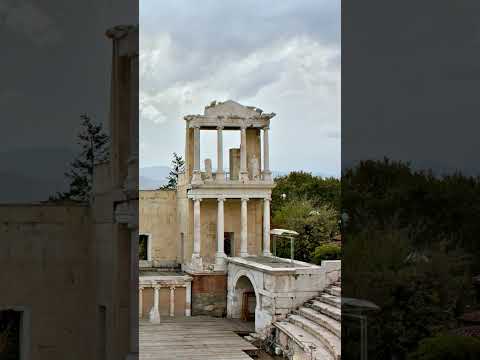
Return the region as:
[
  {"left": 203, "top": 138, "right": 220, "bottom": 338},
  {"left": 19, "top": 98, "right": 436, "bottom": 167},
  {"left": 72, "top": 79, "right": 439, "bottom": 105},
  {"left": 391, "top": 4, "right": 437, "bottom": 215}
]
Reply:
[{"left": 0, "top": 25, "right": 138, "bottom": 360}]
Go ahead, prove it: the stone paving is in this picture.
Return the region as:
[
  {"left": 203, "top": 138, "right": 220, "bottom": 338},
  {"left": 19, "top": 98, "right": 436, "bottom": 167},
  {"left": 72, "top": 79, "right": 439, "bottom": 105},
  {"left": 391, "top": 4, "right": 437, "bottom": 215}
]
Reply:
[{"left": 140, "top": 316, "right": 257, "bottom": 360}]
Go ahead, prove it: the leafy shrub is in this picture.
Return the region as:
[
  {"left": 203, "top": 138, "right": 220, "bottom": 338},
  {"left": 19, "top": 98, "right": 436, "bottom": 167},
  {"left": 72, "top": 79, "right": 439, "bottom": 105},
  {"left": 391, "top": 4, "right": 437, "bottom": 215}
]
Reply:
[
  {"left": 313, "top": 243, "right": 341, "bottom": 264},
  {"left": 408, "top": 335, "right": 480, "bottom": 360}
]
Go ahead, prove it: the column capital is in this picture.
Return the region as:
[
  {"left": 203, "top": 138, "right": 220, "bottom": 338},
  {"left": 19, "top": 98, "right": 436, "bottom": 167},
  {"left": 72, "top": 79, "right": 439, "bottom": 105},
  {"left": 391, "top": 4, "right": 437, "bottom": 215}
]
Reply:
[
  {"left": 192, "top": 196, "right": 203, "bottom": 202},
  {"left": 263, "top": 125, "right": 270, "bottom": 131},
  {"left": 169, "top": 286, "right": 176, "bottom": 291},
  {"left": 217, "top": 196, "right": 226, "bottom": 202},
  {"left": 264, "top": 196, "right": 272, "bottom": 202},
  {"left": 216, "top": 124, "right": 224, "bottom": 130},
  {"left": 191, "top": 124, "right": 201, "bottom": 129},
  {"left": 241, "top": 196, "right": 249, "bottom": 202}
]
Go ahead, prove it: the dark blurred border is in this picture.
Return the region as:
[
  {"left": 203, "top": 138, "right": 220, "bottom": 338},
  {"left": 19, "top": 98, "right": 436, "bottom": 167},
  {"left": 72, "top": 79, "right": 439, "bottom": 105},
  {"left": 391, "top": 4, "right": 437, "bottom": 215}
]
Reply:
[
  {"left": 342, "top": 1, "right": 480, "bottom": 359},
  {"left": 1, "top": 2, "right": 138, "bottom": 359}
]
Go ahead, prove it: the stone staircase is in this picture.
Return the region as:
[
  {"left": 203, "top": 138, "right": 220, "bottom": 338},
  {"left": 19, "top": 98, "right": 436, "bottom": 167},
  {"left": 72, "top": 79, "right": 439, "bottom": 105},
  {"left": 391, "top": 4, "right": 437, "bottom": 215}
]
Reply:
[{"left": 274, "top": 280, "right": 341, "bottom": 360}]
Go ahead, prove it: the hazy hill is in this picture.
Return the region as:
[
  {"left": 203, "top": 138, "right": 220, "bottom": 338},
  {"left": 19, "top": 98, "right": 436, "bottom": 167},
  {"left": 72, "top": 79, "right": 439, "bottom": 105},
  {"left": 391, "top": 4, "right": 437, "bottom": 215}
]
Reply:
[{"left": 0, "top": 147, "right": 75, "bottom": 203}]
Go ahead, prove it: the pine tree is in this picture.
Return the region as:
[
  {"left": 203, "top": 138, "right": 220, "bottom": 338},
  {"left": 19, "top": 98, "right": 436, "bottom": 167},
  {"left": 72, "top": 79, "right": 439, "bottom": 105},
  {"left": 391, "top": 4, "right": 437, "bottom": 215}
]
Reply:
[
  {"left": 162, "top": 152, "right": 185, "bottom": 190},
  {"left": 53, "top": 114, "right": 109, "bottom": 202}
]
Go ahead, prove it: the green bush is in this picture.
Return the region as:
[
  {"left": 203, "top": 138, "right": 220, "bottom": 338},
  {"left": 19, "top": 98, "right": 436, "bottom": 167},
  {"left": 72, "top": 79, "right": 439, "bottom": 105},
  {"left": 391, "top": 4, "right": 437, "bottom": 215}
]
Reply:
[
  {"left": 408, "top": 335, "right": 480, "bottom": 360},
  {"left": 313, "top": 243, "right": 341, "bottom": 264}
]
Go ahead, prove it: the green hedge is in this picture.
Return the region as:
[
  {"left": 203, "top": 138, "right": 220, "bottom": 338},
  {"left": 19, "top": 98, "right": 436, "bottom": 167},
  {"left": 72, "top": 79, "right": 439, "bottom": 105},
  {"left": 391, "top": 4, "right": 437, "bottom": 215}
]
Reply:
[
  {"left": 312, "top": 243, "right": 341, "bottom": 264},
  {"left": 408, "top": 335, "right": 480, "bottom": 360}
]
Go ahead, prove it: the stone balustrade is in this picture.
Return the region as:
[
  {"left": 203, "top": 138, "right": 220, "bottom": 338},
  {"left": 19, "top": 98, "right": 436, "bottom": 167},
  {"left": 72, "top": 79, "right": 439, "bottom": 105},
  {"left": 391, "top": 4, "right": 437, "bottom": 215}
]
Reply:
[{"left": 139, "top": 277, "right": 192, "bottom": 322}]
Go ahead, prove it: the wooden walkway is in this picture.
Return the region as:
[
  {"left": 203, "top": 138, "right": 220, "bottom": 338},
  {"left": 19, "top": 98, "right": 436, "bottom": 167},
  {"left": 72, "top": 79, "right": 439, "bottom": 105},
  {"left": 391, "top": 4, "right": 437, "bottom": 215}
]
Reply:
[{"left": 140, "top": 316, "right": 257, "bottom": 360}]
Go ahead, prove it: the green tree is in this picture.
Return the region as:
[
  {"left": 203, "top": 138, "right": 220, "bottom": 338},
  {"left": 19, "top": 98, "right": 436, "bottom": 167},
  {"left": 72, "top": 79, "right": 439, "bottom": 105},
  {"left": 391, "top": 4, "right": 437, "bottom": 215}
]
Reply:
[
  {"left": 53, "top": 114, "right": 109, "bottom": 202},
  {"left": 272, "top": 171, "right": 340, "bottom": 215},
  {"left": 161, "top": 152, "right": 185, "bottom": 190},
  {"left": 272, "top": 200, "right": 339, "bottom": 262}
]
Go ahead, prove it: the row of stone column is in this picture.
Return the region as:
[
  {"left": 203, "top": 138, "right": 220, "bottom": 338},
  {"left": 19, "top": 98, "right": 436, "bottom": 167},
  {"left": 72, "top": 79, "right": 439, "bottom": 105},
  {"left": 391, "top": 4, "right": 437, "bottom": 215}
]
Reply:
[
  {"left": 191, "top": 125, "right": 271, "bottom": 183},
  {"left": 192, "top": 196, "right": 271, "bottom": 266},
  {"left": 139, "top": 283, "right": 191, "bottom": 322}
]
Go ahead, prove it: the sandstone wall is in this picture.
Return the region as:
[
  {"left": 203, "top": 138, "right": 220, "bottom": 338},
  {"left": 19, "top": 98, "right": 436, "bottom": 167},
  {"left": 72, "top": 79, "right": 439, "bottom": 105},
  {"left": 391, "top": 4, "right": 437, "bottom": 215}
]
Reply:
[
  {"left": 139, "top": 190, "right": 179, "bottom": 266},
  {"left": 0, "top": 204, "right": 96, "bottom": 360}
]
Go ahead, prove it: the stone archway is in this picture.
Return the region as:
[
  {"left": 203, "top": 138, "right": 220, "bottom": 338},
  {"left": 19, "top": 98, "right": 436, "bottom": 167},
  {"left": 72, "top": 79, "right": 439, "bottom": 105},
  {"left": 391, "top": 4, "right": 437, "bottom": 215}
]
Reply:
[{"left": 228, "top": 270, "right": 260, "bottom": 328}]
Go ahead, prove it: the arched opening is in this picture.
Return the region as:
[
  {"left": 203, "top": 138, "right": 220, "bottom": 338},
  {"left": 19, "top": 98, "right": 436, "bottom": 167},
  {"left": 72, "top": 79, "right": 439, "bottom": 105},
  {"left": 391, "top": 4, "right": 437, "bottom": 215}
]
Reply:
[{"left": 232, "top": 275, "right": 257, "bottom": 324}]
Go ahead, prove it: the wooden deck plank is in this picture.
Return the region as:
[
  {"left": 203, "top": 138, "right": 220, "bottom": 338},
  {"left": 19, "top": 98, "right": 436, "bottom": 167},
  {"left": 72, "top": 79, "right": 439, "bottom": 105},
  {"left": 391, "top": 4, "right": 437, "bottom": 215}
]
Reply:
[{"left": 140, "top": 317, "right": 257, "bottom": 360}]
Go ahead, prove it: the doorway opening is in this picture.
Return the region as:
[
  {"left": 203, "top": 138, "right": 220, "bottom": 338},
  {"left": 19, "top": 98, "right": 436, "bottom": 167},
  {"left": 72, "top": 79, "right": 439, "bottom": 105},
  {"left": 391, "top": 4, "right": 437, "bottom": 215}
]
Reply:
[
  {"left": 0, "top": 310, "right": 21, "bottom": 360},
  {"left": 234, "top": 276, "right": 257, "bottom": 323},
  {"left": 139, "top": 234, "right": 150, "bottom": 261},
  {"left": 224, "top": 232, "right": 235, "bottom": 257}
]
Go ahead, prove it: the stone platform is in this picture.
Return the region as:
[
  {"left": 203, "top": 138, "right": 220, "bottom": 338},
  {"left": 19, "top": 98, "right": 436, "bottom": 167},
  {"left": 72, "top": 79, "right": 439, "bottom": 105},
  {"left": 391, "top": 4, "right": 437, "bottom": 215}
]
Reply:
[{"left": 140, "top": 316, "right": 257, "bottom": 360}]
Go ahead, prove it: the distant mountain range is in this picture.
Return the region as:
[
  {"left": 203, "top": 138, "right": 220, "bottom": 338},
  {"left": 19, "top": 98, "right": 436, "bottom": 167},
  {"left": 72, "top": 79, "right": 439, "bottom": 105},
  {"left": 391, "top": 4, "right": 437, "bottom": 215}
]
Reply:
[
  {"left": 139, "top": 166, "right": 336, "bottom": 190},
  {"left": 0, "top": 147, "right": 75, "bottom": 203}
]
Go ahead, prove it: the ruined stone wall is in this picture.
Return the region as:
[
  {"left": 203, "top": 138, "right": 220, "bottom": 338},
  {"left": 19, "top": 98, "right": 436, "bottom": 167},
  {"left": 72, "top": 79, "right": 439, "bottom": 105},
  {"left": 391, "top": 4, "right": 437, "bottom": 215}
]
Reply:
[
  {"left": 191, "top": 274, "right": 227, "bottom": 317},
  {"left": 139, "top": 190, "right": 178, "bottom": 266},
  {"left": 0, "top": 204, "right": 96, "bottom": 360}
]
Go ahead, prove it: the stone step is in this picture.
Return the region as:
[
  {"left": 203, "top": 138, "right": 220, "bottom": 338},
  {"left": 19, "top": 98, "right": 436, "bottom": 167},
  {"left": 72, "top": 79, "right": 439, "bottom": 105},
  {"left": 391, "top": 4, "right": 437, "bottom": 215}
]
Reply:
[
  {"left": 297, "top": 307, "right": 341, "bottom": 337},
  {"left": 244, "top": 335, "right": 255, "bottom": 343},
  {"left": 274, "top": 321, "right": 334, "bottom": 360},
  {"left": 309, "top": 300, "right": 341, "bottom": 321},
  {"left": 325, "top": 286, "right": 341, "bottom": 297},
  {"left": 288, "top": 314, "right": 341, "bottom": 360},
  {"left": 317, "top": 293, "right": 341, "bottom": 309}
]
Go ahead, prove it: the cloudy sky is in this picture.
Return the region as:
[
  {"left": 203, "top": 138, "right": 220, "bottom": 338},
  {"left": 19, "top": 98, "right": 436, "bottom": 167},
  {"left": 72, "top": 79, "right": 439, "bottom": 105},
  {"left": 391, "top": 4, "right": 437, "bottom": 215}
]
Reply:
[{"left": 140, "top": 0, "right": 340, "bottom": 176}]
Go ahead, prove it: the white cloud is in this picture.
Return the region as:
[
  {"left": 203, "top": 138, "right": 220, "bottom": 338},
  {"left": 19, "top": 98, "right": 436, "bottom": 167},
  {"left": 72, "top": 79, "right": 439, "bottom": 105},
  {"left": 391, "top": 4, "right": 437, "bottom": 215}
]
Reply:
[{"left": 140, "top": 1, "right": 340, "bottom": 175}]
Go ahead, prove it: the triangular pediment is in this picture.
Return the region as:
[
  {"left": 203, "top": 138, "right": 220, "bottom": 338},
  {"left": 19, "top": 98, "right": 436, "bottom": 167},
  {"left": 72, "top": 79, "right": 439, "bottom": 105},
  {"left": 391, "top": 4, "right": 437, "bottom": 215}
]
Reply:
[{"left": 204, "top": 100, "right": 263, "bottom": 118}]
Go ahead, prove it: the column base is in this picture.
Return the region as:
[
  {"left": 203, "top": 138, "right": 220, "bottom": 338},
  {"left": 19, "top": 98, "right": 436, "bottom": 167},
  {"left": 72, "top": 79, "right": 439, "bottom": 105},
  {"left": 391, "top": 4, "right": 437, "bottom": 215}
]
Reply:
[
  {"left": 215, "top": 171, "right": 225, "bottom": 182},
  {"left": 262, "top": 251, "right": 272, "bottom": 257},
  {"left": 191, "top": 170, "right": 203, "bottom": 184},
  {"left": 214, "top": 253, "right": 227, "bottom": 271},
  {"left": 240, "top": 251, "right": 249, "bottom": 258},
  {"left": 239, "top": 171, "right": 249, "bottom": 182},
  {"left": 189, "top": 254, "right": 203, "bottom": 271},
  {"left": 149, "top": 307, "right": 160, "bottom": 323}
]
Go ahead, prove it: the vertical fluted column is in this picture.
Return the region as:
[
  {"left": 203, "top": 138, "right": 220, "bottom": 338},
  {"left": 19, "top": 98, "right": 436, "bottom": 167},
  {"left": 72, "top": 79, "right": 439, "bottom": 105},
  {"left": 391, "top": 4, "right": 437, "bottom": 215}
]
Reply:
[
  {"left": 263, "top": 126, "right": 272, "bottom": 181},
  {"left": 139, "top": 287, "right": 144, "bottom": 318},
  {"left": 192, "top": 125, "right": 202, "bottom": 183},
  {"left": 169, "top": 286, "right": 175, "bottom": 317},
  {"left": 185, "top": 282, "right": 192, "bottom": 316},
  {"left": 150, "top": 286, "right": 160, "bottom": 323},
  {"left": 191, "top": 197, "right": 203, "bottom": 271},
  {"left": 193, "top": 197, "right": 202, "bottom": 256},
  {"left": 240, "top": 197, "right": 249, "bottom": 257},
  {"left": 240, "top": 125, "right": 248, "bottom": 181},
  {"left": 215, "top": 197, "right": 226, "bottom": 269},
  {"left": 216, "top": 125, "right": 224, "bottom": 181},
  {"left": 263, "top": 197, "right": 272, "bottom": 256}
]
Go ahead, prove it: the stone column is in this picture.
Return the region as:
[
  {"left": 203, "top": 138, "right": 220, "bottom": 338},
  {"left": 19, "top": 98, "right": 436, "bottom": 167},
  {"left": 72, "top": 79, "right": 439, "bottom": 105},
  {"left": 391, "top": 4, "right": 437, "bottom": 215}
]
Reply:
[
  {"left": 149, "top": 286, "right": 160, "bottom": 323},
  {"left": 216, "top": 125, "right": 224, "bottom": 181},
  {"left": 215, "top": 197, "right": 227, "bottom": 270},
  {"left": 240, "top": 124, "right": 249, "bottom": 181},
  {"left": 185, "top": 282, "right": 192, "bottom": 316},
  {"left": 169, "top": 286, "right": 175, "bottom": 317},
  {"left": 139, "top": 286, "right": 144, "bottom": 318},
  {"left": 191, "top": 197, "right": 203, "bottom": 270},
  {"left": 192, "top": 125, "right": 202, "bottom": 184},
  {"left": 263, "top": 197, "right": 272, "bottom": 256},
  {"left": 263, "top": 126, "right": 272, "bottom": 181},
  {"left": 240, "top": 197, "right": 249, "bottom": 257}
]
